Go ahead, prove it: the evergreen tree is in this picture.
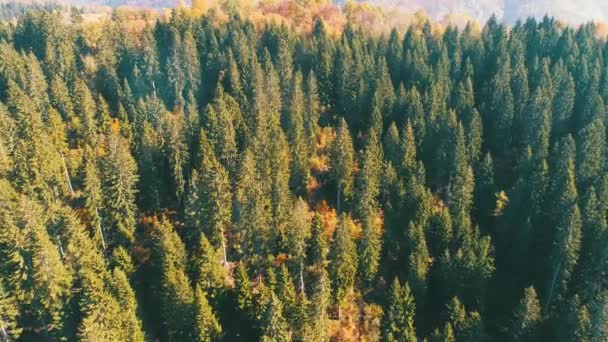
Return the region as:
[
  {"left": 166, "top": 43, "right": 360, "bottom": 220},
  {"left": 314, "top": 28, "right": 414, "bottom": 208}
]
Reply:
[
  {"left": 110, "top": 268, "right": 146, "bottom": 342},
  {"left": 261, "top": 293, "right": 291, "bottom": 342},
  {"left": 512, "top": 286, "right": 542, "bottom": 341},
  {"left": 383, "top": 278, "right": 417, "bottom": 342},
  {"left": 329, "top": 214, "right": 358, "bottom": 307},
  {"left": 545, "top": 136, "right": 582, "bottom": 307},
  {"left": 330, "top": 118, "right": 355, "bottom": 213},
  {"left": 194, "top": 233, "right": 227, "bottom": 300},
  {"left": 285, "top": 198, "right": 311, "bottom": 291},
  {"left": 100, "top": 124, "right": 139, "bottom": 246},
  {"left": 0, "top": 279, "right": 21, "bottom": 342},
  {"left": 194, "top": 284, "right": 222, "bottom": 342}
]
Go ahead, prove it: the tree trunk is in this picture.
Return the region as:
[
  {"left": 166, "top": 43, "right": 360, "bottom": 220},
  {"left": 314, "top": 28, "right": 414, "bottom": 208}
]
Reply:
[
  {"left": 299, "top": 260, "right": 305, "bottom": 292},
  {"left": 545, "top": 259, "right": 562, "bottom": 308},
  {"left": 337, "top": 182, "right": 341, "bottom": 214},
  {"left": 0, "top": 319, "right": 9, "bottom": 342},
  {"left": 60, "top": 151, "right": 74, "bottom": 197},
  {"left": 97, "top": 209, "right": 107, "bottom": 255},
  {"left": 221, "top": 232, "right": 228, "bottom": 265}
]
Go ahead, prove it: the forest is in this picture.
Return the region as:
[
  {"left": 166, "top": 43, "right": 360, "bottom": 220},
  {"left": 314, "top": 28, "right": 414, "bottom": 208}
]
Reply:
[{"left": 0, "top": 3, "right": 606, "bottom": 342}]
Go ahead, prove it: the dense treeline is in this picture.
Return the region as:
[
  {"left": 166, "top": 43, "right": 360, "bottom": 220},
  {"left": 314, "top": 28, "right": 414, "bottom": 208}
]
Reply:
[{"left": 0, "top": 6, "right": 607, "bottom": 341}]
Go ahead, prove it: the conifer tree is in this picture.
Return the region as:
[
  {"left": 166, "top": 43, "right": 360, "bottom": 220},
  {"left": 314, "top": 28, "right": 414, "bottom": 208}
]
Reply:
[
  {"left": 83, "top": 151, "right": 106, "bottom": 253},
  {"left": 286, "top": 72, "right": 310, "bottom": 195},
  {"left": 261, "top": 293, "right": 291, "bottom": 342},
  {"left": 285, "top": 198, "right": 311, "bottom": 290},
  {"left": 194, "top": 285, "right": 222, "bottom": 342},
  {"left": 234, "top": 262, "right": 254, "bottom": 318},
  {"left": 277, "top": 264, "right": 306, "bottom": 338},
  {"left": 74, "top": 79, "right": 99, "bottom": 145},
  {"left": 191, "top": 129, "right": 232, "bottom": 260},
  {"left": 546, "top": 136, "right": 582, "bottom": 307},
  {"left": 383, "top": 278, "right": 417, "bottom": 342},
  {"left": 194, "top": 233, "right": 227, "bottom": 300},
  {"left": 0, "top": 279, "right": 21, "bottom": 342},
  {"left": 330, "top": 118, "right": 355, "bottom": 213},
  {"left": 110, "top": 268, "right": 145, "bottom": 342},
  {"left": 576, "top": 118, "right": 605, "bottom": 191},
  {"left": 329, "top": 214, "right": 358, "bottom": 307},
  {"left": 558, "top": 295, "right": 591, "bottom": 342},
  {"left": 160, "top": 110, "right": 188, "bottom": 201},
  {"left": 156, "top": 218, "right": 196, "bottom": 341},
  {"left": 202, "top": 87, "right": 239, "bottom": 175},
  {"left": 20, "top": 199, "right": 72, "bottom": 338},
  {"left": 100, "top": 124, "right": 139, "bottom": 246},
  {"left": 512, "top": 286, "right": 542, "bottom": 341}
]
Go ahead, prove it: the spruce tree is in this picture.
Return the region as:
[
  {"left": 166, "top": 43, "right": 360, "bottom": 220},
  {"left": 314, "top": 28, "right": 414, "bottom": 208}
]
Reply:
[
  {"left": 329, "top": 214, "right": 358, "bottom": 307},
  {"left": 194, "top": 284, "right": 222, "bottom": 342},
  {"left": 512, "top": 286, "right": 542, "bottom": 341},
  {"left": 383, "top": 278, "right": 417, "bottom": 342},
  {"left": 330, "top": 118, "right": 355, "bottom": 213},
  {"left": 0, "top": 279, "right": 21, "bottom": 342}
]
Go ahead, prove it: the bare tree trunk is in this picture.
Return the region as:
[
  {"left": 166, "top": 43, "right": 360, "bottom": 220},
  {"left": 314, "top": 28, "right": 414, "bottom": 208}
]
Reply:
[
  {"left": 56, "top": 235, "right": 65, "bottom": 258},
  {"left": 545, "top": 259, "right": 562, "bottom": 309},
  {"left": 0, "top": 319, "right": 10, "bottom": 342},
  {"left": 98, "top": 209, "right": 107, "bottom": 255},
  {"left": 60, "top": 151, "right": 74, "bottom": 197},
  {"left": 337, "top": 182, "right": 341, "bottom": 214},
  {"left": 299, "top": 260, "right": 305, "bottom": 292},
  {"left": 221, "top": 232, "right": 228, "bottom": 265}
]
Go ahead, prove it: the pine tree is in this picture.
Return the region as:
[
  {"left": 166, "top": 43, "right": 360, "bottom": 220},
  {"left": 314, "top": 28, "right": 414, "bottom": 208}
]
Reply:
[
  {"left": 83, "top": 151, "right": 106, "bottom": 253},
  {"left": 576, "top": 118, "right": 605, "bottom": 191},
  {"left": 558, "top": 295, "right": 592, "bottom": 342},
  {"left": 546, "top": 136, "right": 582, "bottom": 307},
  {"left": 100, "top": 124, "right": 139, "bottom": 246},
  {"left": 0, "top": 279, "right": 21, "bottom": 342},
  {"left": 194, "top": 233, "right": 227, "bottom": 300},
  {"left": 308, "top": 213, "right": 328, "bottom": 268},
  {"left": 234, "top": 262, "right": 254, "bottom": 317},
  {"left": 261, "top": 293, "right": 291, "bottom": 342},
  {"left": 285, "top": 198, "right": 311, "bottom": 291},
  {"left": 446, "top": 297, "right": 486, "bottom": 342},
  {"left": 329, "top": 214, "right": 358, "bottom": 307},
  {"left": 486, "top": 55, "right": 514, "bottom": 164},
  {"left": 306, "top": 264, "right": 331, "bottom": 342},
  {"left": 286, "top": 72, "right": 310, "bottom": 195},
  {"left": 181, "top": 30, "right": 200, "bottom": 97},
  {"left": 156, "top": 218, "right": 196, "bottom": 341},
  {"left": 234, "top": 149, "right": 271, "bottom": 268},
  {"left": 160, "top": 109, "right": 188, "bottom": 201},
  {"left": 276, "top": 265, "right": 305, "bottom": 338},
  {"left": 330, "top": 118, "right": 355, "bottom": 213},
  {"left": 166, "top": 28, "right": 185, "bottom": 109},
  {"left": 202, "top": 87, "right": 239, "bottom": 175},
  {"left": 448, "top": 122, "right": 474, "bottom": 229},
  {"left": 194, "top": 284, "right": 222, "bottom": 342},
  {"left": 512, "top": 286, "right": 542, "bottom": 341},
  {"left": 383, "top": 278, "right": 417, "bottom": 342},
  {"left": 191, "top": 129, "right": 232, "bottom": 260},
  {"left": 430, "top": 322, "right": 455, "bottom": 342},
  {"left": 49, "top": 75, "right": 75, "bottom": 122},
  {"left": 109, "top": 268, "right": 145, "bottom": 342},
  {"left": 357, "top": 129, "right": 383, "bottom": 283},
  {"left": 20, "top": 198, "right": 72, "bottom": 337},
  {"left": 74, "top": 78, "right": 99, "bottom": 145},
  {"left": 406, "top": 221, "right": 432, "bottom": 309},
  {"left": 77, "top": 269, "right": 125, "bottom": 342}
]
